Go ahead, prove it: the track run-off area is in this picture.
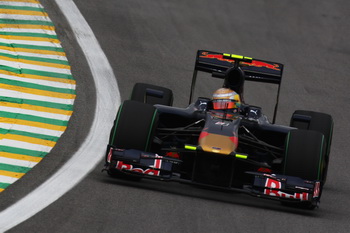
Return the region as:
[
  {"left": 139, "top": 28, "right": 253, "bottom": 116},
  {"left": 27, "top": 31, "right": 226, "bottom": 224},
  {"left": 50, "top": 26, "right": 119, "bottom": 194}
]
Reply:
[{"left": 0, "top": 0, "right": 75, "bottom": 192}]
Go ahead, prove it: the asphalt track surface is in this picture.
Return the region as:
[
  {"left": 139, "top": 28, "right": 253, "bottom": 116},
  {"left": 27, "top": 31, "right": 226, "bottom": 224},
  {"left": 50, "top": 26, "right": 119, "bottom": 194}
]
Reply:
[{"left": 1, "top": 0, "right": 350, "bottom": 232}]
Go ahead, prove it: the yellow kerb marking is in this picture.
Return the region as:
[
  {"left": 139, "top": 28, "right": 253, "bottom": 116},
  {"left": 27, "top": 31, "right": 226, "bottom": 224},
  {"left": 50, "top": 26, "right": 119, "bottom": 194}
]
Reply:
[
  {"left": 0, "top": 170, "right": 25, "bottom": 179},
  {"left": 0, "top": 0, "right": 40, "bottom": 3},
  {"left": 0, "top": 69, "right": 75, "bottom": 84},
  {"left": 0, "top": 24, "right": 55, "bottom": 31},
  {"left": 0, "top": 83, "right": 76, "bottom": 99},
  {"left": 0, "top": 9, "right": 47, "bottom": 17},
  {"left": 0, "top": 118, "right": 66, "bottom": 131},
  {"left": 0, "top": 55, "right": 70, "bottom": 69},
  {"left": 0, "top": 134, "right": 56, "bottom": 147},
  {"left": 0, "top": 45, "right": 65, "bottom": 56},
  {"left": 0, "top": 35, "right": 60, "bottom": 44},
  {"left": 0, "top": 102, "right": 73, "bottom": 115},
  {"left": 0, "top": 152, "right": 42, "bottom": 163}
]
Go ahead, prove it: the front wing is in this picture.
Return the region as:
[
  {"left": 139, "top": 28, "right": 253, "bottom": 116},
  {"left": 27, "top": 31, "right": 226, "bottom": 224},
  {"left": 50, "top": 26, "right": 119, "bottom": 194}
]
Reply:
[{"left": 104, "top": 147, "right": 321, "bottom": 206}]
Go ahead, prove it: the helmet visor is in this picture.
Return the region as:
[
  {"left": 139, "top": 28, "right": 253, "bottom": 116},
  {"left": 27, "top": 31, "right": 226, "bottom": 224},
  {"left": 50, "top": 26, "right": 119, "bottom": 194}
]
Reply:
[{"left": 212, "top": 99, "right": 240, "bottom": 110}]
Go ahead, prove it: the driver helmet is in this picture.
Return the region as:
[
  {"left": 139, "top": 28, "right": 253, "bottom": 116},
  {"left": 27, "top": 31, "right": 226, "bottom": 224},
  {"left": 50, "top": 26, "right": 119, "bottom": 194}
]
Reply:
[{"left": 212, "top": 88, "right": 241, "bottom": 113}]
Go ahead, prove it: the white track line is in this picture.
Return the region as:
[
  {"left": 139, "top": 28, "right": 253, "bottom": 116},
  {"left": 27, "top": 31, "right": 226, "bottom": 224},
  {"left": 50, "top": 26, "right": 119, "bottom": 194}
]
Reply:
[{"left": 0, "top": 0, "right": 120, "bottom": 231}]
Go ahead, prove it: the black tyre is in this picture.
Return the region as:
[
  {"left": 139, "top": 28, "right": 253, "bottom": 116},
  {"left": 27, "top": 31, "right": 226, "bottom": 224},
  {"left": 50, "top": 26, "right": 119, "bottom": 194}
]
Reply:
[
  {"left": 109, "top": 100, "right": 158, "bottom": 151},
  {"left": 283, "top": 129, "right": 325, "bottom": 209},
  {"left": 284, "top": 129, "right": 325, "bottom": 181},
  {"left": 107, "top": 100, "right": 158, "bottom": 180},
  {"left": 290, "top": 110, "right": 333, "bottom": 183},
  {"left": 130, "top": 83, "right": 173, "bottom": 106}
]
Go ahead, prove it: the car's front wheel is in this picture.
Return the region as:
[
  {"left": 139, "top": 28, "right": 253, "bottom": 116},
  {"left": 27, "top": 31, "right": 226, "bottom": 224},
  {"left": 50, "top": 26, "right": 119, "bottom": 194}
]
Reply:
[
  {"left": 106, "top": 100, "right": 158, "bottom": 179},
  {"left": 109, "top": 100, "right": 158, "bottom": 151},
  {"left": 282, "top": 129, "right": 326, "bottom": 209},
  {"left": 290, "top": 110, "right": 333, "bottom": 184}
]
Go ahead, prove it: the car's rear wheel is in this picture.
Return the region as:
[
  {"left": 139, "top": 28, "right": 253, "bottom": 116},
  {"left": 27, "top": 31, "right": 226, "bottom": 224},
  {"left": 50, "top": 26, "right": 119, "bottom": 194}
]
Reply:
[
  {"left": 290, "top": 110, "right": 333, "bottom": 183},
  {"left": 282, "top": 129, "right": 325, "bottom": 209},
  {"left": 107, "top": 100, "right": 158, "bottom": 179},
  {"left": 130, "top": 83, "right": 173, "bottom": 106}
]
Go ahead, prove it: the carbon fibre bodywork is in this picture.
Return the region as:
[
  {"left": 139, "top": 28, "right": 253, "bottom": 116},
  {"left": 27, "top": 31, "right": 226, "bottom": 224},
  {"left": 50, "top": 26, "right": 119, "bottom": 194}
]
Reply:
[
  {"left": 104, "top": 99, "right": 320, "bottom": 207},
  {"left": 103, "top": 51, "right": 329, "bottom": 209}
]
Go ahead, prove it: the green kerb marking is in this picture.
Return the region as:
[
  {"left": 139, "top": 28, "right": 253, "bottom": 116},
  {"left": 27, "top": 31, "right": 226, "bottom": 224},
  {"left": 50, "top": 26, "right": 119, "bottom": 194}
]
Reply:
[
  {"left": 0, "top": 19, "right": 54, "bottom": 26},
  {"left": 0, "top": 163, "right": 31, "bottom": 173},
  {"left": 0, "top": 65, "right": 73, "bottom": 79},
  {"left": 0, "top": 42, "right": 64, "bottom": 52},
  {"left": 0, "top": 145, "right": 47, "bottom": 157},
  {"left": 0, "top": 96, "right": 73, "bottom": 111},
  {"left": 0, "top": 52, "right": 69, "bottom": 65},
  {"left": 0, "top": 5, "right": 44, "bottom": 12},
  {"left": 0, "top": 32, "right": 58, "bottom": 39},
  {"left": 0, "top": 182, "right": 10, "bottom": 189},
  {"left": 0, "top": 111, "right": 68, "bottom": 126},
  {"left": 0, "top": 78, "right": 76, "bottom": 94},
  {"left": 0, "top": 128, "right": 59, "bottom": 141},
  {"left": 0, "top": 1, "right": 77, "bottom": 192}
]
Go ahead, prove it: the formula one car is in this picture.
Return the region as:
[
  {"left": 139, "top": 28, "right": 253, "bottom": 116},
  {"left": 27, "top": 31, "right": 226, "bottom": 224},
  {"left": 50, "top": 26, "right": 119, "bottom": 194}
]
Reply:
[{"left": 103, "top": 50, "right": 333, "bottom": 209}]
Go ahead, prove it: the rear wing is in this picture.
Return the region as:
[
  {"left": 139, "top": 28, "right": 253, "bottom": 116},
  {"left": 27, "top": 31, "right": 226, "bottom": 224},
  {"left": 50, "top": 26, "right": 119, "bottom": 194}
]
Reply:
[
  {"left": 190, "top": 50, "right": 284, "bottom": 123},
  {"left": 195, "top": 50, "right": 284, "bottom": 84}
]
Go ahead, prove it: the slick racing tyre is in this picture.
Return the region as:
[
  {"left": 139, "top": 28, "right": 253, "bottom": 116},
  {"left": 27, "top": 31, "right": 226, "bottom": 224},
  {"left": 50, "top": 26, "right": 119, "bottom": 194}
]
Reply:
[
  {"left": 290, "top": 110, "right": 333, "bottom": 183},
  {"left": 109, "top": 100, "right": 158, "bottom": 151},
  {"left": 284, "top": 129, "right": 326, "bottom": 182},
  {"left": 283, "top": 129, "right": 325, "bottom": 209},
  {"left": 130, "top": 83, "right": 173, "bottom": 106},
  {"left": 106, "top": 100, "right": 158, "bottom": 180}
]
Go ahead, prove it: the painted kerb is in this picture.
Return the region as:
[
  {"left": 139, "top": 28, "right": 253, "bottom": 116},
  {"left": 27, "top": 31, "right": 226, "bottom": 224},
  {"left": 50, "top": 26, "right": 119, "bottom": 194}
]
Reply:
[{"left": 0, "top": 0, "right": 76, "bottom": 192}]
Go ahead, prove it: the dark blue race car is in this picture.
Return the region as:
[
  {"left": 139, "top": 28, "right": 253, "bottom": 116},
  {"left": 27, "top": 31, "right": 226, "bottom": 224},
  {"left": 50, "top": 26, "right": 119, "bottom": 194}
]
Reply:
[{"left": 103, "top": 50, "right": 333, "bottom": 209}]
